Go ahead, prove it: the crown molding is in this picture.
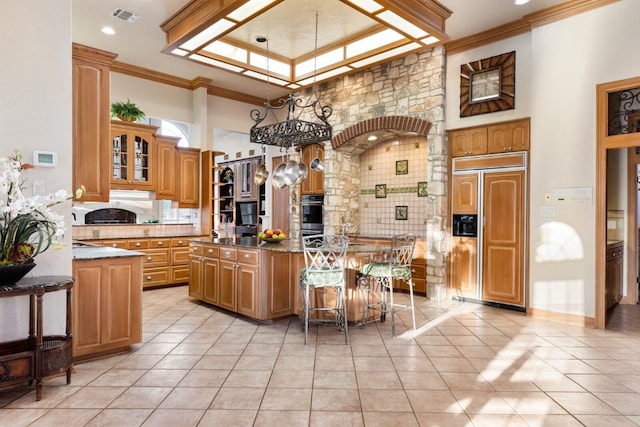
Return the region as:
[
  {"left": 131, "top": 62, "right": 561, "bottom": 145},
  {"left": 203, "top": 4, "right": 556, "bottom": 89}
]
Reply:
[
  {"left": 72, "top": 43, "right": 118, "bottom": 65},
  {"left": 445, "top": 0, "right": 620, "bottom": 55}
]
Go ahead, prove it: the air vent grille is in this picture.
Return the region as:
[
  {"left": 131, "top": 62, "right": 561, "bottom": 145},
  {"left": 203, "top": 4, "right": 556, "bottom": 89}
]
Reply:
[{"left": 112, "top": 8, "right": 140, "bottom": 23}]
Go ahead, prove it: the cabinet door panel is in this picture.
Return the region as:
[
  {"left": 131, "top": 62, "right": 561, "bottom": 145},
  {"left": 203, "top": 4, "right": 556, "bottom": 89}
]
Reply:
[
  {"left": 452, "top": 174, "right": 478, "bottom": 214},
  {"left": 178, "top": 148, "right": 200, "bottom": 208},
  {"left": 451, "top": 237, "right": 477, "bottom": 299},
  {"left": 218, "top": 260, "right": 237, "bottom": 311},
  {"left": 105, "top": 263, "right": 137, "bottom": 343},
  {"left": 482, "top": 171, "right": 525, "bottom": 306},
  {"left": 73, "top": 265, "right": 103, "bottom": 351},
  {"left": 156, "top": 140, "right": 177, "bottom": 199},
  {"left": 237, "top": 264, "right": 259, "bottom": 317},
  {"left": 203, "top": 258, "right": 219, "bottom": 305},
  {"left": 188, "top": 256, "right": 203, "bottom": 299}
]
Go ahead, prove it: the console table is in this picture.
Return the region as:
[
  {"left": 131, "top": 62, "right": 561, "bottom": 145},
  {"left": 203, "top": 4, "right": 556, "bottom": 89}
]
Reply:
[{"left": 0, "top": 276, "right": 74, "bottom": 401}]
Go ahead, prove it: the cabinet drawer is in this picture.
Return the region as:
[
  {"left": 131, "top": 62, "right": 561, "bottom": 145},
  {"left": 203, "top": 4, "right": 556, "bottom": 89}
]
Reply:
[
  {"left": 171, "top": 247, "right": 190, "bottom": 265},
  {"left": 102, "top": 240, "right": 127, "bottom": 249},
  {"left": 171, "top": 238, "right": 190, "bottom": 247},
  {"left": 171, "top": 265, "right": 189, "bottom": 283},
  {"left": 606, "top": 244, "right": 623, "bottom": 260},
  {"left": 410, "top": 264, "right": 426, "bottom": 279},
  {"left": 189, "top": 243, "right": 203, "bottom": 255},
  {"left": 204, "top": 246, "right": 219, "bottom": 259},
  {"left": 0, "top": 349, "right": 34, "bottom": 386},
  {"left": 128, "top": 239, "right": 149, "bottom": 250},
  {"left": 143, "top": 267, "right": 170, "bottom": 287},
  {"left": 238, "top": 249, "right": 258, "bottom": 264},
  {"left": 219, "top": 247, "right": 237, "bottom": 262},
  {"left": 149, "top": 238, "right": 170, "bottom": 248},
  {"left": 143, "top": 249, "right": 170, "bottom": 267}
]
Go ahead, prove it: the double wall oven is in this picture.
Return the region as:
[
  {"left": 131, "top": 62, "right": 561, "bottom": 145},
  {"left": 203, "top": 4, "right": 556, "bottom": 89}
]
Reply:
[{"left": 301, "top": 195, "right": 324, "bottom": 236}]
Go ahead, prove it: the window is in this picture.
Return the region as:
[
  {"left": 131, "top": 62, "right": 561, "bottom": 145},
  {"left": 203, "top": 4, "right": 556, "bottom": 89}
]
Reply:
[{"left": 149, "top": 118, "right": 190, "bottom": 147}]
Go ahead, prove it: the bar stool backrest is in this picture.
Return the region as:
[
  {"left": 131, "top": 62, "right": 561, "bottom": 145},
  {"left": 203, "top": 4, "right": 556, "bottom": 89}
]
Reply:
[
  {"left": 302, "top": 234, "right": 349, "bottom": 287},
  {"left": 388, "top": 234, "right": 416, "bottom": 279}
]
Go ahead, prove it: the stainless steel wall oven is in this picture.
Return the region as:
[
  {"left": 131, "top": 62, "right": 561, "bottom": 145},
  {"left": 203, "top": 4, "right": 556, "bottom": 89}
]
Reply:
[{"left": 301, "top": 195, "right": 324, "bottom": 236}]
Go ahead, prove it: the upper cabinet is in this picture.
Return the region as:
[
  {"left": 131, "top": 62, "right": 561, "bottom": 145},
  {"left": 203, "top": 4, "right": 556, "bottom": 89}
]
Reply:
[
  {"left": 234, "top": 158, "right": 260, "bottom": 201},
  {"left": 72, "top": 44, "right": 117, "bottom": 202},
  {"left": 301, "top": 144, "right": 324, "bottom": 195},
  {"left": 450, "top": 118, "right": 530, "bottom": 158},
  {"left": 110, "top": 121, "right": 157, "bottom": 190},
  {"left": 177, "top": 147, "right": 201, "bottom": 208},
  {"left": 450, "top": 127, "right": 487, "bottom": 157},
  {"left": 487, "top": 120, "right": 530, "bottom": 153},
  {"left": 155, "top": 135, "right": 180, "bottom": 200}
]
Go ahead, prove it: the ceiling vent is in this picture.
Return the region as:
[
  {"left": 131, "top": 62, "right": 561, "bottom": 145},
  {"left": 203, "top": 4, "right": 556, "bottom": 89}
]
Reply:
[{"left": 112, "top": 8, "right": 140, "bottom": 23}]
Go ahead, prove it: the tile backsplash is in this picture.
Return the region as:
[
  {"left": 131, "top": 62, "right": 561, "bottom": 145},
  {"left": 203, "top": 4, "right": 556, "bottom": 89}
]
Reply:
[
  {"left": 607, "top": 210, "right": 624, "bottom": 241},
  {"left": 358, "top": 137, "right": 428, "bottom": 238}
]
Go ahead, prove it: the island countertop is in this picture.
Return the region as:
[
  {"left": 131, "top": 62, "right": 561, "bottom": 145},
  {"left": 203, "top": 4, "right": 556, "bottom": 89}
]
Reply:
[
  {"left": 188, "top": 236, "right": 390, "bottom": 254},
  {"left": 72, "top": 245, "right": 144, "bottom": 260}
]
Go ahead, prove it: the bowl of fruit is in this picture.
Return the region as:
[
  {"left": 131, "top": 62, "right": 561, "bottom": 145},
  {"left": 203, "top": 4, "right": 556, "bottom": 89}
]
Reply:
[{"left": 259, "top": 228, "right": 287, "bottom": 243}]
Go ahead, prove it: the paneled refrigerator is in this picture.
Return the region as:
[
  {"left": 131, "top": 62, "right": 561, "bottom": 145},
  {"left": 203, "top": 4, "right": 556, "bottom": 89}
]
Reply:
[{"left": 450, "top": 152, "right": 527, "bottom": 308}]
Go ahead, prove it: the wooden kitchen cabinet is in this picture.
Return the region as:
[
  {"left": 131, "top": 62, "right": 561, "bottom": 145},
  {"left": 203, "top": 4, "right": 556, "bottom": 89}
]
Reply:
[
  {"left": 449, "top": 127, "right": 487, "bottom": 157},
  {"left": 170, "top": 238, "right": 191, "bottom": 284},
  {"left": 606, "top": 242, "right": 623, "bottom": 309},
  {"left": 236, "top": 249, "right": 260, "bottom": 317},
  {"left": 218, "top": 249, "right": 238, "bottom": 312},
  {"left": 177, "top": 147, "right": 201, "bottom": 208},
  {"left": 202, "top": 246, "right": 219, "bottom": 305},
  {"left": 110, "top": 121, "right": 157, "bottom": 190},
  {"left": 301, "top": 144, "right": 325, "bottom": 195},
  {"left": 272, "top": 156, "right": 291, "bottom": 236},
  {"left": 216, "top": 246, "right": 260, "bottom": 315},
  {"left": 263, "top": 251, "right": 296, "bottom": 319},
  {"left": 72, "top": 43, "right": 117, "bottom": 202},
  {"left": 233, "top": 158, "right": 260, "bottom": 201},
  {"left": 450, "top": 118, "right": 530, "bottom": 158},
  {"left": 451, "top": 236, "right": 477, "bottom": 299},
  {"left": 188, "top": 242, "right": 204, "bottom": 299},
  {"left": 72, "top": 256, "right": 142, "bottom": 360},
  {"left": 481, "top": 170, "right": 525, "bottom": 306},
  {"left": 487, "top": 119, "right": 530, "bottom": 153},
  {"left": 452, "top": 174, "right": 478, "bottom": 214},
  {"left": 155, "top": 135, "right": 180, "bottom": 200}
]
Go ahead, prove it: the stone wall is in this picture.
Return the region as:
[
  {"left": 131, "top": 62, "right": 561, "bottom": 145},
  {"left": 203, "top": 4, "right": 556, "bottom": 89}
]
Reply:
[{"left": 294, "top": 45, "right": 448, "bottom": 297}]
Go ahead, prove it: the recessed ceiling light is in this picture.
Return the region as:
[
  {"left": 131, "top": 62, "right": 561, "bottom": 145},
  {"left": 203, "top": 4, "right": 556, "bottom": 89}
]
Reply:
[
  {"left": 367, "top": 135, "right": 378, "bottom": 141},
  {"left": 514, "top": 0, "right": 530, "bottom": 5},
  {"left": 101, "top": 26, "right": 116, "bottom": 35}
]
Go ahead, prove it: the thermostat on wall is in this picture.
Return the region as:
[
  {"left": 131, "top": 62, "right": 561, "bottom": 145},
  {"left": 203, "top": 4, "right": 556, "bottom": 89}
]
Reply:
[{"left": 32, "top": 150, "right": 57, "bottom": 167}]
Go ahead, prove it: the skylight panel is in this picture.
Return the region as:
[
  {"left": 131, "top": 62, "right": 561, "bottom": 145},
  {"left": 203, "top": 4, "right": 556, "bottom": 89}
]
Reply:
[
  {"left": 249, "top": 52, "right": 290, "bottom": 77},
  {"left": 349, "top": 42, "right": 420, "bottom": 68},
  {"left": 296, "top": 48, "right": 343, "bottom": 77},
  {"left": 377, "top": 10, "right": 427, "bottom": 39},
  {"left": 180, "top": 19, "right": 235, "bottom": 51},
  {"left": 202, "top": 40, "right": 247, "bottom": 63},
  {"left": 346, "top": 29, "right": 403, "bottom": 58}
]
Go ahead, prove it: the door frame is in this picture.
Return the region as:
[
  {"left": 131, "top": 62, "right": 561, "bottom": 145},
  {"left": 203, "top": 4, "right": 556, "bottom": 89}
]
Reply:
[
  {"left": 596, "top": 76, "right": 640, "bottom": 328},
  {"left": 625, "top": 148, "right": 639, "bottom": 305}
]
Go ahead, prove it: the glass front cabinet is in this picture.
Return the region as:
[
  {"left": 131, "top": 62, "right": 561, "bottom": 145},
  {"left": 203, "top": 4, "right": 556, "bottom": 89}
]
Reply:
[{"left": 110, "top": 121, "right": 156, "bottom": 190}]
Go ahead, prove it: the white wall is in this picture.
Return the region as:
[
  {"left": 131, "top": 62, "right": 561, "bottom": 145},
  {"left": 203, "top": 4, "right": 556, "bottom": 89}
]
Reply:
[
  {"left": 0, "top": 1, "right": 72, "bottom": 340},
  {"left": 111, "top": 73, "right": 194, "bottom": 126},
  {"left": 446, "top": 1, "right": 640, "bottom": 319}
]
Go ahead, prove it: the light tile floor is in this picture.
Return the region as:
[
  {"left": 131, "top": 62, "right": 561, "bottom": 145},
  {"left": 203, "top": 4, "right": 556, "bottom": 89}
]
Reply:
[{"left": 1, "top": 286, "right": 640, "bottom": 426}]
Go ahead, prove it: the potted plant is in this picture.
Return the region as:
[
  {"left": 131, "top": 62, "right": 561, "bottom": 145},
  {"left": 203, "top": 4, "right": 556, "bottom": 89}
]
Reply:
[
  {"left": 0, "top": 150, "right": 84, "bottom": 284},
  {"left": 110, "top": 99, "right": 145, "bottom": 122}
]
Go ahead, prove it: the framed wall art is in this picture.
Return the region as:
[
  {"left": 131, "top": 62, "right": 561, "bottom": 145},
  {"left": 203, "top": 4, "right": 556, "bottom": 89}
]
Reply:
[
  {"left": 395, "top": 206, "right": 408, "bottom": 220},
  {"left": 417, "top": 182, "right": 428, "bottom": 197},
  {"left": 375, "top": 184, "right": 387, "bottom": 198},
  {"left": 396, "top": 160, "right": 408, "bottom": 175},
  {"left": 460, "top": 51, "right": 515, "bottom": 117}
]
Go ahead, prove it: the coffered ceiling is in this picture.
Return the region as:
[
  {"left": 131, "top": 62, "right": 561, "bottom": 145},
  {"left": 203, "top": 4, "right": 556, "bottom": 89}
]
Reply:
[{"left": 72, "top": 0, "right": 568, "bottom": 99}]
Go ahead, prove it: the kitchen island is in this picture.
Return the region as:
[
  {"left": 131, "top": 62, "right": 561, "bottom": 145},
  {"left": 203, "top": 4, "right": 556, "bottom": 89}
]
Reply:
[
  {"left": 188, "top": 237, "right": 391, "bottom": 322},
  {"left": 72, "top": 244, "right": 143, "bottom": 360}
]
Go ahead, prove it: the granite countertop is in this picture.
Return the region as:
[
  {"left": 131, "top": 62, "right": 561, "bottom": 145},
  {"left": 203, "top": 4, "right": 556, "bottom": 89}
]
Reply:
[
  {"left": 189, "top": 237, "right": 389, "bottom": 254},
  {"left": 73, "top": 245, "right": 144, "bottom": 260},
  {"left": 607, "top": 240, "right": 623, "bottom": 246}
]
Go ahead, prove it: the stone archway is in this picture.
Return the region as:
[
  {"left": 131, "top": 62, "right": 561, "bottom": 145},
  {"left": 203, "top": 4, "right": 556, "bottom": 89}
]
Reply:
[{"left": 332, "top": 116, "right": 432, "bottom": 153}]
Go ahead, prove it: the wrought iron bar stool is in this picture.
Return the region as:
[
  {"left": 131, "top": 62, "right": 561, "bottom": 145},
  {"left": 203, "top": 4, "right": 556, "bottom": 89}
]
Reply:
[
  {"left": 357, "top": 234, "right": 416, "bottom": 336},
  {"left": 300, "top": 234, "right": 349, "bottom": 345}
]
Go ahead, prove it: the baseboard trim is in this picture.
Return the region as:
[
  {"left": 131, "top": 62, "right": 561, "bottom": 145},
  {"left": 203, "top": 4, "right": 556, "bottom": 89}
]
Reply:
[
  {"left": 528, "top": 307, "right": 595, "bottom": 327},
  {"left": 452, "top": 296, "right": 526, "bottom": 313}
]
